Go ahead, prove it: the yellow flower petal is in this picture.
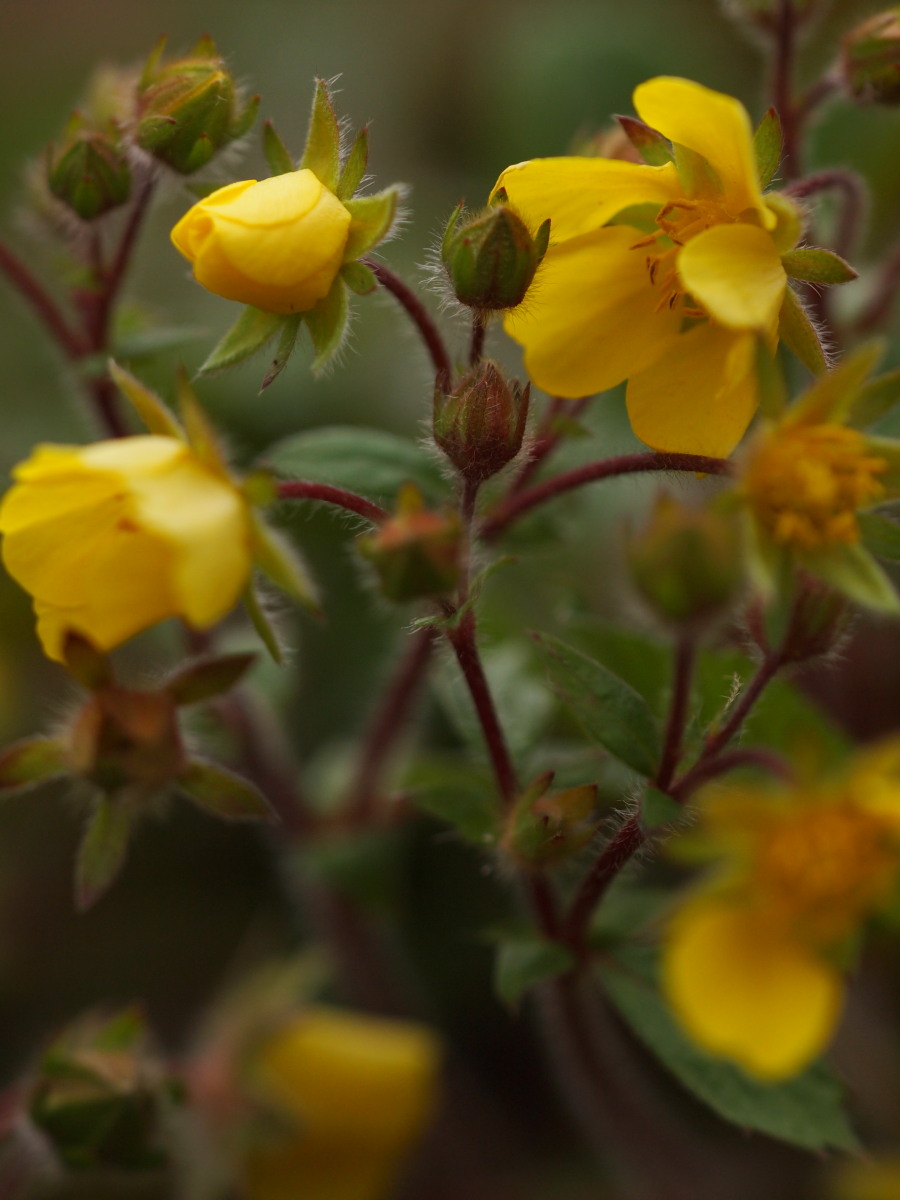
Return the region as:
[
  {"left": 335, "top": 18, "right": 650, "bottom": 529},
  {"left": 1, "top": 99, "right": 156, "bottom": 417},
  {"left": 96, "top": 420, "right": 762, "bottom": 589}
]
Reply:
[
  {"left": 633, "top": 77, "right": 769, "bottom": 224},
  {"left": 626, "top": 323, "right": 757, "bottom": 456},
  {"left": 663, "top": 900, "right": 843, "bottom": 1080},
  {"left": 503, "top": 226, "right": 682, "bottom": 398},
  {"left": 492, "top": 157, "right": 681, "bottom": 243},
  {"left": 677, "top": 224, "right": 785, "bottom": 331}
]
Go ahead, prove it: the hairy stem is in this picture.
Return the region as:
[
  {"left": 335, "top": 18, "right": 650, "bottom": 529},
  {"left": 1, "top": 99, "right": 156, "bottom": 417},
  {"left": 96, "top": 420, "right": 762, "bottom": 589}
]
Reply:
[
  {"left": 365, "top": 258, "right": 453, "bottom": 388},
  {"left": 0, "top": 239, "right": 87, "bottom": 359},
  {"left": 654, "top": 634, "right": 697, "bottom": 793},
  {"left": 278, "top": 479, "right": 388, "bottom": 523}
]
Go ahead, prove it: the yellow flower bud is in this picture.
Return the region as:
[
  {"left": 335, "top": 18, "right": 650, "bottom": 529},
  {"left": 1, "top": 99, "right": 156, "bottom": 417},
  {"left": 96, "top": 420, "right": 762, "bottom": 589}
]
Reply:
[
  {"left": 0, "top": 436, "right": 253, "bottom": 661},
  {"left": 171, "top": 170, "right": 352, "bottom": 314}
]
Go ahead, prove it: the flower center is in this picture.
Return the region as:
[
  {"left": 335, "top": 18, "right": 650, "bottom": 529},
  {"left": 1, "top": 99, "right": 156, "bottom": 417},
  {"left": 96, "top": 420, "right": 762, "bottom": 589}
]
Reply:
[
  {"left": 753, "top": 801, "right": 897, "bottom": 943},
  {"left": 744, "top": 423, "right": 887, "bottom": 550},
  {"left": 631, "top": 198, "right": 737, "bottom": 317}
]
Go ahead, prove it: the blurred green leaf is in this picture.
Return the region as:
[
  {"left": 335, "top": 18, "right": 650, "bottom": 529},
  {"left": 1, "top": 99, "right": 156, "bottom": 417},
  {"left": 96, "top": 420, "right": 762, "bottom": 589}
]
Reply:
[
  {"left": 75, "top": 795, "right": 134, "bottom": 911},
  {"left": 180, "top": 760, "right": 274, "bottom": 821},
  {"left": 406, "top": 758, "right": 500, "bottom": 845},
  {"left": 495, "top": 935, "right": 575, "bottom": 1008}
]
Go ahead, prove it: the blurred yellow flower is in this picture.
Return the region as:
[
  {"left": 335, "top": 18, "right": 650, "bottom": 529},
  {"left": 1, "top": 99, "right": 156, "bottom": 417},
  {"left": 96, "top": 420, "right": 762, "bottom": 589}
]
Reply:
[
  {"left": 663, "top": 742, "right": 900, "bottom": 1080},
  {"left": 244, "top": 1007, "right": 441, "bottom": 1200},
  {"left": 492, "top": 76, "right": 797, "bottom": 457},
  {"left": 0, "top": 435, "right": 252, "bottom": 661},
  {"left": 171, "top": 169, "right": 352, "bottom": 313}
]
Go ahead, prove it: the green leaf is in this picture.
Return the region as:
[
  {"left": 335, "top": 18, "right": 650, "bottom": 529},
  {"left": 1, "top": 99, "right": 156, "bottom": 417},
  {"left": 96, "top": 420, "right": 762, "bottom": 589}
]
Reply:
[
  {"left": 341, "top": 261, "right": 378, "bottom": 295},
  {"left": 112, "top": 325, "right": 208, "bottom": 360},
  {"left": 641, "top": 786, "right": 683, "bottom": 830},
  {"left": 494, "top": 935, "right": 575, "bottom": 1008},
  {"left": 343, "top": 188, "right": 401, "bottom": 260},
  {"left": 599, "top": 946, "right": 859, "bottom": 1153},
  {"left": 846, "top": 366, "right": 900, "bottom": 430},
  {"left": 778, "top": 286, "right": 827, "bottom": 376},
  {"left": 75, "top": 795, "right": 135, "bottom": 911},
  {"left": 305, "top": 280, "right": 350, "bottom": 372},
  {"left": 781, "top": 247, "right": 858, "bottom": 285},
  {"left": 337, "top": 126, "right": 369, "bottom": 200},
  {"left": 249, "top": 512, "right": 320, "bottom": 612},
  {"left": 534, "top": 634, "right": 662, "bottom": 777},
  {"left": 859, "top": 510, "right": 900, "bottom": 561},
  {"left": 615, "top": 115, "right": 674, "bottom": 166},
  {"left": 260, "top": 313, "right": 302, "bottom": 392},
  {"left": 0, "top": 737, "right": 68, "bottom": 793},
  {"left": 179, "top": 759, "right": 274, "bottom": 821},
  {"left": 263, "top": 120, "right": 295, "bottom": 176},
  {"left": 405, "top": 758, "right": 500, "bottom": 845},
  {"left": 108, "top": 360, "right": 184, "bottom": 439},
  {"left": 299, "top": 79, "right": 341, "bottom": 192},
  {"left": 165, "top": 653, "right": 257, "bottom": 706},
  {"left": 265, "top": 425, "right": 447, "bottom": 505},
  {"left": 754, "top": 107, "right": 783, "bottom": 188},
  {"left": 801, "top": 542, "right": 900, "bottom": 613},
  {"left": 198, "top": 307, "right": 284, "bottom": 375},
  {"left": 243, "top": 584, "right": 283, "bottom": 664},
  {"left": 588, "top": 877, "right": 671, "bottom": 946}
]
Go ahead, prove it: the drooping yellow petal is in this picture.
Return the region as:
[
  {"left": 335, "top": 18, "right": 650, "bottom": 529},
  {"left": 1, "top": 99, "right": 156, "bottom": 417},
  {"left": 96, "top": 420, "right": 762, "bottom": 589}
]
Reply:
[
  {"left": 633, "top": 77, "right": 769, "bottom": 224},
  {"left": 626, "top": 323, "right": 758, "bottom": 457},
  {"left": 503, "top": 226, "right": 682, "bottom": 398},
  {"left": 663, "top": 900, "right": 843, "bottom": 1080},
  {"left": 677, "top": 224, "right": 786, "bottom": 332},
  {"left": 491, "top": 157, "right": 681, "bottom": 243}
]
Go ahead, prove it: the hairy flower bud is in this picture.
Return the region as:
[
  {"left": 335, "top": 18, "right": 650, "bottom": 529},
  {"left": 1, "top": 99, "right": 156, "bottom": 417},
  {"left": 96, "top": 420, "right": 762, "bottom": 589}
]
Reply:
[
  {"left": 433, "top": 361, "right": 529, "bottom": 483},
  {"left": 442, "top": 203, "right": 549, "bottom": 310},
  {"left": 68, "top": 685, "right": 186, "bottom": 794},
  {"left": 357, "top": 485, "right": 461, "bottom": 602},
  {"left": 47, "top": 119, "right": 131, "bottom": 221},
  {"left": 628, "top": 493, "right": 743, "bottom": 628},
  {"left": 842, "top": 9, "right": 900, "bottom": 105},
  {"left": 136, "top": 36, "right": 258, "bottom": 173},
  {"left": 503, "top": 771, "right": 598, "bottom": 867}
]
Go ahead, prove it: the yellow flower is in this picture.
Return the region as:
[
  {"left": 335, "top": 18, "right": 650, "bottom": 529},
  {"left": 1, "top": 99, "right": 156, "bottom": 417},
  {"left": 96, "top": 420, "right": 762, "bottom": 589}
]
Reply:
[
  {"left": 244, "top": 1007, "right": 441, "bottom": 1200},
  {"left": 492, "top": 77, "right": 800, "bottom": 457},
  {"left": 171, "top": 169, "right": 352, "bottom": 314},
  {"left": 0, "top": 435, "right": 252, "bottom": 661},
  {"left": 663, "top": 742, "right": 900, "bottom": 1079}
]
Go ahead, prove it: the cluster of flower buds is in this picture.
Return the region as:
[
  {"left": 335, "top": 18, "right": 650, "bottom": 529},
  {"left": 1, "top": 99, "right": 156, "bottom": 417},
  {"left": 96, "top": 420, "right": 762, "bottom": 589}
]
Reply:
[{"left": 47, "top": 111, "right": 132, "bottom": 221}]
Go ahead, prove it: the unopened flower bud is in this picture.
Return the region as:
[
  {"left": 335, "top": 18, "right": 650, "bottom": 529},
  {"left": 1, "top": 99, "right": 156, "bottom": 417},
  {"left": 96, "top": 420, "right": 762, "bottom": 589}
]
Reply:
[
  {"left": 434, "top": 361, "right": 529, "bottom": 483},
  {"left": 442, "top": 203, "right": 549, "bottom": 310},
  {"left": 67, "top": 685, "right": 186, "bottom": 794},
  {"left": 628, "top": 494, "right": 743, "bottom": 628},
  {"left": 745, "top": 573, "right": 851, "bottom": 663},
  {"left": 842, "top": 9, "right": 900, "bottom": 105},
  {"left": 136, "top": 36, "right": 258, "bottom": 174},
  {"left": 47, "top": 119, "right": 131, "bottom": 221},
  {"left": 357, "top": 485, "right": 461, "bottom": 603},
  {"left": 503, "top": 771, "right": 598, "bottom": 867}
]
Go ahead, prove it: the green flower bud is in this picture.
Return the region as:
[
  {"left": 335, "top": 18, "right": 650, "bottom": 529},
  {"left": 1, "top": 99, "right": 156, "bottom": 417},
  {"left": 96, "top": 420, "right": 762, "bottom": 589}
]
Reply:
[
  {"left": 502, "top": 771, "right": 598, "bottom": 867},
  {"left": 442, "top": 202, "right": 549, "bottom": 310},
  {"left": 628, "top": 493, "right": 743, "bottom": 628},
  {"left": 47, "top": 118, "right": 131, "bottom": 221},
  {"left": 842, "top": 9, "right": 900, "bottom": 105},
  {"left": 433, "top": 360, "right": 529, "bottom": 483},
  {"left": 356, "top": 484, "right": 461, "bottom": 603},
  {"left": 136, "top": 36, "right": 259, "bottom": 174}
]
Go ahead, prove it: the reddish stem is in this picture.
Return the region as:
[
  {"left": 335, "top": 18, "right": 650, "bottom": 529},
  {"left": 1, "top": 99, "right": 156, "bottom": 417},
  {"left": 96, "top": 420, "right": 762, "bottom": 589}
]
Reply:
[
  {"left": 481, "top": 452, "right": 733, "bottom": 540},
  {"left": 784, "top": 169, "right": 867, "bottom": 260},
  {"left": 772, "top": 0, "right": 800, "bottom": 179},
  {"left": 468, "top": 310, "right": 486, "bottom": 367},
  {"left": 0, "top": 238, "right": 87, "bottom": 359},
  {"left": 365, "top": 258, "right": 453, "bottom": 388},
  {"left": 565, "top": 815, "right": 645, "bottom": 951},
  {"left": 277, "top": 480, "right": 387, "bottom": 524},
  {"left": 654, "top": 634, "right": 696, "bottom": 793}
]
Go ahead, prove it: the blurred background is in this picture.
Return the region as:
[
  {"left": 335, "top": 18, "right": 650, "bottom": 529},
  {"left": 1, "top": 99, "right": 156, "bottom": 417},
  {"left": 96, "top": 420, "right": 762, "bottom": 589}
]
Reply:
[{"left": 1, "top": 1, "right": 900, "bottom": 1197}]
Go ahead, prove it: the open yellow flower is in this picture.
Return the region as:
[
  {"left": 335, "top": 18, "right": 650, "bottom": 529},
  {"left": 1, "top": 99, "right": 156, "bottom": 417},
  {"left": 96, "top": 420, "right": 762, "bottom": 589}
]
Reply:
[
  {"left": 0, "top": 436, "right": 252, "bottom": 661},
  {"left": 492, "top": 77, "right": 802, "bottom": 457},
  {"left": 244, "top": 1007, "right": 441, "bottom": 1200},
  {"left": 171, "top": 170, "right": 352, "bottom": 314},
  {"left": 663, "top": 742, "right": 900, "bottom": 1079}
]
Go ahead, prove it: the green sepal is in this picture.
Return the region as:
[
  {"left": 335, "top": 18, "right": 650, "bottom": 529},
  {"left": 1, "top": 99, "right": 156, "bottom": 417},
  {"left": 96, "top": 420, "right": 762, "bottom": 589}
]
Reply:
[
  {"left": 846, "top": 366, "right": 900, "bottom": 430},
  {"left": 249, "top": 511, "right": 321, "bottom": 613},
  {"left": 0, "top": 737, "right": 68, "bottom": 793},
  {"left": 260, "top": 313, "right": 302, "bottom": 392},
  {"left": 138, "top": 35, "right": 167, "bottom": 90},
  {"left": 179, "top": 759, "right": 274, "bottom": 821},
  {"left": 230, "top": 93, "right": 260, "bottom": 141},
  {"left": 75, "top": 794, "right": 135, "bottom": 911},
  {"left": 533, "top": 633, "right": 662, "bottom": 778},
  {"left": 337, "top": 126, "right": 369, "bottom": 200},
  {"left": 107, "top": 360, "right": 184, "bottom": 439},
  {"left": 615, "top": 115, "right": 674, "bottom": 166},
  {"left": 342, "top": 188, "right": 400, "bottom": 260},
  {"left": 299, "top": 79, "right": 341, "bottom": 193},
  {"left": 753, "top": 107, "right": 783, "bottom": 188},
  {"left": 263, "top": 120, "right": 295, "bottom": 176},
  {"left": 243, "top": 583, "right": 283, "bottom": 664},
  {"left": 640, "top": 785, "right": 682, "bottom": 831},
  {"left": 305, "top": 279, "right": 350, "bottom": 372},
  {"left": 165, "top": 653, "right": 257, "bottom": 706},
  {"left": 341, "top": 261, "right": 378, "bottom": 295},
  {"left": 494, "top": 934, "right": 575, "bottom": 1009},
  {"left": 176, "top": 369, "right": 230, "bottom": 476},
  {"left": 674, "top": 143, "right": 722, "bottom": 200},
  {"left": 781, "top": 247, "right": 858, "bottom": 285},
  {"left": 778, "top": 285, "right": 827, "bottom": 376},
  {"left": 198, "top": 306, "right": 285, "bottom": 375},
  {"left": 800, "top": 542, "right": 900, "bottom": 613},
  {"left": 755, "top": 337, "right": 787, "bottom": 420},
  {"left": 859, "top": 511, "right": 900, "bottom": 561},
  {"left": 786, "top": 342, "right": 883, "bottom": 427}
]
